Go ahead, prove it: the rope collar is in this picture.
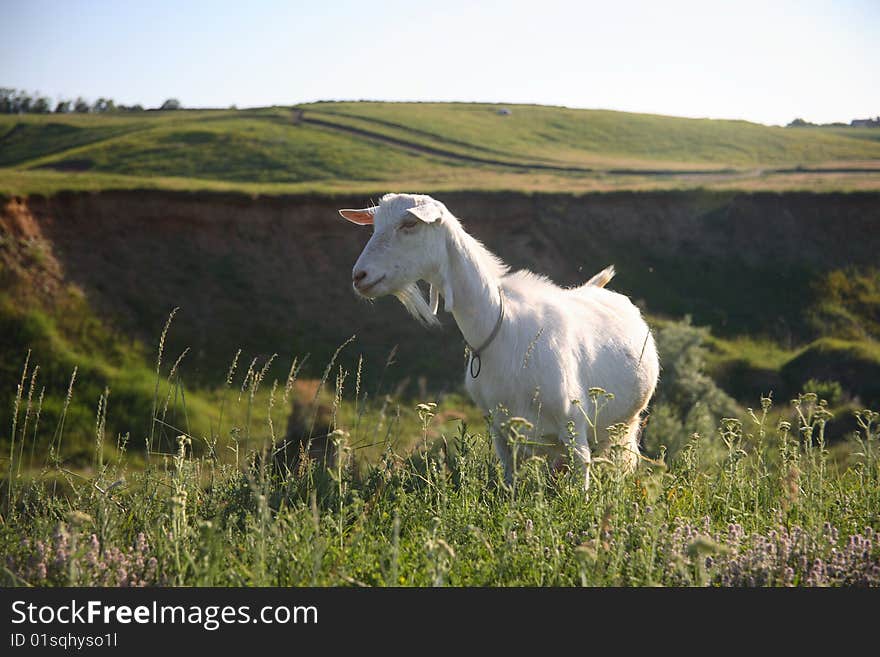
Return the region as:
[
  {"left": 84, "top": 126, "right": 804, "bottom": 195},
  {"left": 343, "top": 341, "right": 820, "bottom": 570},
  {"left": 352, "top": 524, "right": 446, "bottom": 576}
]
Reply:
[{"left": 464, "top": 286, "right": 505, "bottom": 378}]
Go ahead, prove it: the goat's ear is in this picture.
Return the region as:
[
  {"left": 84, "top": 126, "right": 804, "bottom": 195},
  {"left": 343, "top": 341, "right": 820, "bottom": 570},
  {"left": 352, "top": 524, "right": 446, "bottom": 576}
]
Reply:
[
  {"left": 338, "top": 207, "right": 378, "bottom": 225},
  {"left": 406, "top": 202, "right": 442, "bottom": 224}
]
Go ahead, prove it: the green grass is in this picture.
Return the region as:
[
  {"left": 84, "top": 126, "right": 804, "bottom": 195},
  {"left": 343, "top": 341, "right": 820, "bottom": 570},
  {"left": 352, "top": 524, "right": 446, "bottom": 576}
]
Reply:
[
  {"left": 0, "top": 276, "right": 877, "bottom": 586},
  {"left": 20, "top": 120, "right": 454, "bottom": 184},
  {"left": 781, "top": 338, "right": 880, "bottom": 408},
  {"left": 0, "top": 120, "right": 143, "bottom": 168},
  {"left": 305, "top": 101, "right": 880, "bottom": 168},
  {"left": 0, "top": 290, "right": 223, "bottom": 467},
  {"left": 815, "top": 126, "right": 880, "bottom": 144},
  {"left": 7, "top": 167, "right": 880, "bottom": 198},
  {"left": 705, "top": 332, "right": 880, "bottom": 411},
  {"left": 1, "top": 342, "right": 878, "bottom": 586},
  {"left": 2, "top": 103, "right": 879, "bottom": 197}
]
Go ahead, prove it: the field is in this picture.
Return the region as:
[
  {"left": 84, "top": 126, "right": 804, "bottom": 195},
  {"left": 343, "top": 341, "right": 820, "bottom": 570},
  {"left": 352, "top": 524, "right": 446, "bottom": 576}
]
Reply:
[
  {"left": 1, "top": 102, "right": 879, "bottom": 587},
  {"left": 2, "top": 329, "right": 879, "bottom": 587},
  {"left": 2, "top": 103, "right": 880, "bottom": 196}
]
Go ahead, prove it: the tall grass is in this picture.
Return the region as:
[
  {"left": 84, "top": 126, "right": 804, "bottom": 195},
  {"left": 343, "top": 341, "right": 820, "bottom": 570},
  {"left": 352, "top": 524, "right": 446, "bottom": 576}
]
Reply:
[{"left": 1, "top": 332, "right": 878, "bottom": 587}]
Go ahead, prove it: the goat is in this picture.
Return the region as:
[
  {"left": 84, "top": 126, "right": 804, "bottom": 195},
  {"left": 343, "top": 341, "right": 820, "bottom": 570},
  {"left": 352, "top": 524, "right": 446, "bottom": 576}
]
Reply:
[{"left": 339, "top": 193, "right": 659, "bottom": 488}]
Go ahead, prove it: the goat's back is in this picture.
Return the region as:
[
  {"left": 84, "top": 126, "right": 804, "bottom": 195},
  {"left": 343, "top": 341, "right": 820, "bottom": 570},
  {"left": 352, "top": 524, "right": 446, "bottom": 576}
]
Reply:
[{"left": 497, "top": 271, "right": 658, "bottom": 419}]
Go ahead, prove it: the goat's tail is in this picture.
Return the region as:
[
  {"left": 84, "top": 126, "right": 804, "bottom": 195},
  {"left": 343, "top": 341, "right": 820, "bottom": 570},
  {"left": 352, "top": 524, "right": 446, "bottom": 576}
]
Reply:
[{"left": 584, "top": 264, "right": 615, "bottom": 289}]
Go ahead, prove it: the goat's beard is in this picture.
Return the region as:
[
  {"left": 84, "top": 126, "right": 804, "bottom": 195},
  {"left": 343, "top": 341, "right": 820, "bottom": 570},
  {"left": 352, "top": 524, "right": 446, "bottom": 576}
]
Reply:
[{"left": 394, "top": 282, "right": 440, "bottom": 327}]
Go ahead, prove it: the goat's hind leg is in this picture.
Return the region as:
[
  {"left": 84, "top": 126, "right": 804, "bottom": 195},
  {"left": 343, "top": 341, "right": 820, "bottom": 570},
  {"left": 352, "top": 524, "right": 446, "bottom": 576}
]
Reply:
[
  {"left": 597, "top": 415, "right": 642, "bottom": 473},
  {"left": 618, "top": 416, "right": 642, "bottom": 473}
]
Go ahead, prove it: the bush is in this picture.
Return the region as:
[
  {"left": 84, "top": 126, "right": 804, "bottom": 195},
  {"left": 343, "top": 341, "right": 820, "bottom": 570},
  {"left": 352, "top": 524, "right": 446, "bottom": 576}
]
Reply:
[
  {"left": 782, "top": 338, "right": 880, "bottom": 408},
  {"left": 801, "top": 378, "right": 845, "bottom": 406},
  {"left": 807, "top": 268, "right": 880, "bottom": 341},
  {"left": 643, "top": 318, "right": 738, "bottom": 459}
]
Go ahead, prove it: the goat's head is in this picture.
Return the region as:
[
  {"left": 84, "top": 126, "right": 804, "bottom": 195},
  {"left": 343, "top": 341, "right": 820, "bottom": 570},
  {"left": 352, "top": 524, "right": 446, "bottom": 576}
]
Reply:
[{"left": 339, "top": 193, "right": 449, "bottom": 326}]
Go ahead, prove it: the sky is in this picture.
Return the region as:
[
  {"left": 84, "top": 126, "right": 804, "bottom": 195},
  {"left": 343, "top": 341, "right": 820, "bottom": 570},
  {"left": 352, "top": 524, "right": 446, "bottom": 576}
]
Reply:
[{"left": 1, "top": 0, "right": 878, "bottom": 126}]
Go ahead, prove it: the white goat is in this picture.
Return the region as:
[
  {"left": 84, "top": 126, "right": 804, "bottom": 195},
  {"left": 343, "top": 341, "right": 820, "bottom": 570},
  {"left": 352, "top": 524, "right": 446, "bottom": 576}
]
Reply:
[{"left": 340, "top": 193, "right": 659, "bottom": 488}]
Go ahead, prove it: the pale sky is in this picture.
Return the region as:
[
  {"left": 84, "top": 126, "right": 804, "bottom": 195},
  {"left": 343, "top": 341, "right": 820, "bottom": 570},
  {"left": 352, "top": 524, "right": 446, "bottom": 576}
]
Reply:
[{"left": 1, "top": 0, "right": 877, "bottom": 126}]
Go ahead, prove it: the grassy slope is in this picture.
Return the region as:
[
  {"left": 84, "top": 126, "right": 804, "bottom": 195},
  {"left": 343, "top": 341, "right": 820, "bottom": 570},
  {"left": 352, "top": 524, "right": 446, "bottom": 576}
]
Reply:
[
  {"left": 815, "top": 126, "right": 880, "bottom": 143},
  {"left": 3, "top": 111, "right": 453, "bottom": 183},
  {"left": 305, "top": 101, "right": 880, "bottom": 167},
  {"left": 1, "top": 103, "right": 879, "bottom": 197},
  {"left": 2, "top": 375, "right": 879, "bottom": 586},
  {"left": 0, "top": 287, "right": 223, "bottom": 466}
]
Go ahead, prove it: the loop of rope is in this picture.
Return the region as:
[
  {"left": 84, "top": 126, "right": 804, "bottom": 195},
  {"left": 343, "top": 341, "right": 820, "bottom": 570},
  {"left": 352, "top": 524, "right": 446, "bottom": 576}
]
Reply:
[{"left": 465, "top": 287, "right": 504, "bottom": 379}]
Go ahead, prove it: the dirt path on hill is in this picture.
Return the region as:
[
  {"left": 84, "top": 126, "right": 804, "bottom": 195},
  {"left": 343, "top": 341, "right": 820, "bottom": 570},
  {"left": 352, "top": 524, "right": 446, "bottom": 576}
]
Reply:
[
  {"left": 301, "top": 113, "right": 742, "bottom": 176},
  {"left": 300, "top": 111, "right": 880, "bottom": 179}
]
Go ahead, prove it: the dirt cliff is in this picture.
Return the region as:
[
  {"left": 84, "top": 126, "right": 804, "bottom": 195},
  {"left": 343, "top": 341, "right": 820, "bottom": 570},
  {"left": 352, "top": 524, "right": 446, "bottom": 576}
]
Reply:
[{"left": 2, "top": 190, "right": 878, "bottom": 388}]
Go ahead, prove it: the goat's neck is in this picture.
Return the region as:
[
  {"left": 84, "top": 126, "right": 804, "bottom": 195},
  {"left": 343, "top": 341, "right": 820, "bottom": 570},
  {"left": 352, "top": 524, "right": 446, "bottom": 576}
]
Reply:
[{"left": 434, "top": 235, "right": 503, "bottom": 354}]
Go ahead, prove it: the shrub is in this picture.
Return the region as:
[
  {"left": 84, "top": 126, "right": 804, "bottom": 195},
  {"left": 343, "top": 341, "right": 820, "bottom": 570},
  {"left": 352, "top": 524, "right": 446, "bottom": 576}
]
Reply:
[
  {"left": 801, "top": 378, "right": 845, "bottom": 406},
  {"left": 643, "top": 318, "right": 738, "bottom": 459},
  {"left": 782, "top": 338, "right": 880, "bottom": 408},
  {"left": 807, "top": 268, "right": 880, "bottom": 341}
]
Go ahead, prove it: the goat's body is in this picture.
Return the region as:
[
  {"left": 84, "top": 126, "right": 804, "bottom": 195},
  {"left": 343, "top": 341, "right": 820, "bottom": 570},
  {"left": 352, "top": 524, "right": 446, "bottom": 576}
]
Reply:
[
  {"left": 464, "top": 269, "right": 658, "bottom": 473},
  {"left": 342, "top": 192, "right": 659, "bottom": 488}
]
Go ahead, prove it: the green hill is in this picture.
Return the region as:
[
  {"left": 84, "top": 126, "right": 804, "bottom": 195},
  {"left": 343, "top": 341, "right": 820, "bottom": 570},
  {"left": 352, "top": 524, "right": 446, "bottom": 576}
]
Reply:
[
  {"left": 303, "top": 102, "right": 880, "bottom": 168},
  {"left": 2, "top": 102, "right": 879, "bottom": 196}
]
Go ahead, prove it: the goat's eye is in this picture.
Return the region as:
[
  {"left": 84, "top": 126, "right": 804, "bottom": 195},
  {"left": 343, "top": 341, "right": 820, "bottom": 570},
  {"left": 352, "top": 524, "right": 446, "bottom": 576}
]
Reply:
[{"left": 399, "top": 219, "right": 419, "bottom": 231}]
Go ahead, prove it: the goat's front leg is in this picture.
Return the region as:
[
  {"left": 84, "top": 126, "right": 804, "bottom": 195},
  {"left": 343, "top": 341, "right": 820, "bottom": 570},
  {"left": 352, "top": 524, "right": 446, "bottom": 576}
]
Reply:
[
  {"left": 490, "top": 425, "right": 514, "bottom": 486},
  {"left": 562, "top": 416, "right": 593, "bottom": 491}
]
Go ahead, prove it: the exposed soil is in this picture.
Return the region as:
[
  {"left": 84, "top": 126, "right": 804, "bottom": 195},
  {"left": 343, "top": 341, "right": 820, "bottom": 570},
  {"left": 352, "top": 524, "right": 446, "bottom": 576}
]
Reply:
[{"left": 2, "top": 189, "right": 878, "bottom": 387}]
